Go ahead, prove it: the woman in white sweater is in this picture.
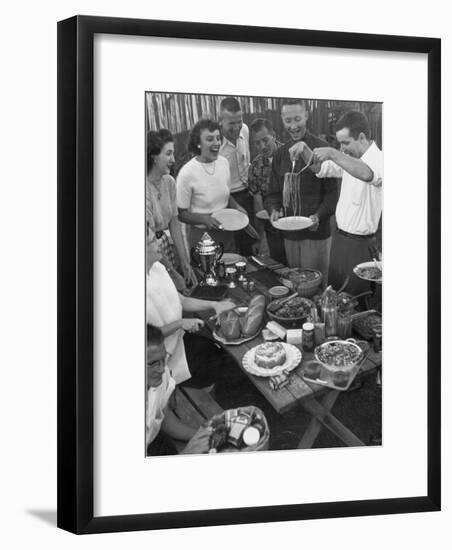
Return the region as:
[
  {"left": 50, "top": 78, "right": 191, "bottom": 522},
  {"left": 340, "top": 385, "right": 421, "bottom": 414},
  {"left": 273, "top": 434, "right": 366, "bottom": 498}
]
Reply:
[{"left": 177, "top": 118, "right": 246, "bottom": 252}]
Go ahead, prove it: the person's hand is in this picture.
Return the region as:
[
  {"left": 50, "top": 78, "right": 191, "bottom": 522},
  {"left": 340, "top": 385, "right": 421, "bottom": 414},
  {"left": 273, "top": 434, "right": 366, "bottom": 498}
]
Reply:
[
  {"left": 289, "top": 141, "right": 305, "bottom": 161},
  {"left": 270, "top": 209, "right": 282, "bottom": 223},
  {"left": 213, "top": 300, "right": 236, "bottom": 317},
  {"left": 181, "top": 318, "right": 204, "bottom": 333},
  {"left": 308, "top": 213, "right": 320, "bottom": 231},
  {"left": 202, "top": 214, "right": 223, "bottom": 230},
  {"left": 313, "top": 147, "right": 337, "bottom": 164},
  {"left": 182, "top": 263, "right": 198, "bottom": 287},
  {"left": 180, "top": 426, "right": 213, "bottom": 455},
  {"left": 251, "top": 241, "right": 261, "bottom": 255}
]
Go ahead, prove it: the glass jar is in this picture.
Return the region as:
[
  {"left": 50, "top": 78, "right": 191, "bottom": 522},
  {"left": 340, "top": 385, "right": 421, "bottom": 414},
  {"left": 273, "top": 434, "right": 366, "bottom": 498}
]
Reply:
[{"left": 302, "top": 322, "right": 315, "bottom": 351}]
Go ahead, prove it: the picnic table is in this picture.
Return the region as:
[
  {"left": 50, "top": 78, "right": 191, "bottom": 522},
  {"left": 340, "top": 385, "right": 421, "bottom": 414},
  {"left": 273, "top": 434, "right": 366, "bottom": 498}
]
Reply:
[{"left": 195, "top": 257, "right": 382, "bottom": 449}]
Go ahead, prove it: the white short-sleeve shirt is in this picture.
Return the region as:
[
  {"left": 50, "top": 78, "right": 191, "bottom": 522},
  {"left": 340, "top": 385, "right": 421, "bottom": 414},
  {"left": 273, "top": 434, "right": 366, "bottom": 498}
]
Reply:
[
  {"left": 316, "top": 141, "right": 383, "bottom": 235},
  {"left": 146, "top": 366, "right": 176, "bottom": 446},
  {"left": 146, "top": 261, "right": 191, "bottom": 384},
  {"left": 176, "top": 156, "right": 231, "bottom": 214}
]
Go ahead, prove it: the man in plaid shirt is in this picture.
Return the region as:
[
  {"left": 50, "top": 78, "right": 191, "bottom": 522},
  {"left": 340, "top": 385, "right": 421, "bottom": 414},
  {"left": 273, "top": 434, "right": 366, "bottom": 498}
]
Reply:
[{"left": 248, "top": 118, "right": 285, "bottom": 262}]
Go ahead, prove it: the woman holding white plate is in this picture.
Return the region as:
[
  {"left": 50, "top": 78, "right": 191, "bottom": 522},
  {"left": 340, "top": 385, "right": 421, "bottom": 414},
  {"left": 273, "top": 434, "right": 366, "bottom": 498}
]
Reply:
[{"left": 177, "top": 118, "right": 248, "bottom": 253}]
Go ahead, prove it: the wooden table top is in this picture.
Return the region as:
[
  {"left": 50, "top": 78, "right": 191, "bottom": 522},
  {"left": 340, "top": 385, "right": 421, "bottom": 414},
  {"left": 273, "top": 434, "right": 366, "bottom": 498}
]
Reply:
[{"left": 196, "top": 259, "right": 382, "bottom": 415}]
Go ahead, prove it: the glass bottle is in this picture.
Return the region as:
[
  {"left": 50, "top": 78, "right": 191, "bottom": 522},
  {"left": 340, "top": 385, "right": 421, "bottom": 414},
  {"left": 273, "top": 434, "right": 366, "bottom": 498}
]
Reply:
[{"left": 322, "top": 286, "right": 338, "bottom": 337}]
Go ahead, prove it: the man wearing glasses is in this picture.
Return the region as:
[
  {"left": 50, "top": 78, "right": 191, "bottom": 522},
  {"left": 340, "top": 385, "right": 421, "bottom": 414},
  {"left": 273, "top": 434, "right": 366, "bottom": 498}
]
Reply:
[{"left": 146, "top": 324, "right": 213, "bottom": 456}]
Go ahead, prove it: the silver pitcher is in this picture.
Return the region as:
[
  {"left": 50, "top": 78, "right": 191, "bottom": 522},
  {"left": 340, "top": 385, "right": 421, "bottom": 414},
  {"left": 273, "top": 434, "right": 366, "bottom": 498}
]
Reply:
[{"left": 190, "top": 232, "right": 224, "bottom": 286}]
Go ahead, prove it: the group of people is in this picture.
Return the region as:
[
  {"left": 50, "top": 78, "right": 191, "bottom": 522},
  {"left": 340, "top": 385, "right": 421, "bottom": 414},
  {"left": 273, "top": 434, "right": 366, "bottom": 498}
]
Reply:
[{"left": 145, "top": 96, "right": 383, "bottom": 455}]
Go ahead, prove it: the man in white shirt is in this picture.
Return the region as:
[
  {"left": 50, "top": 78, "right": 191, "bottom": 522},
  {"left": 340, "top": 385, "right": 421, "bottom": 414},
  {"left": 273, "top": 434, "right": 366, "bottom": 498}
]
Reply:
[
  {"left": 219, "top": 96, "right": 255, "bottom": 255},
  {"left": 290, "top": 110, "right": 382, "bottom": 295},
  {"left": 146, "top": 324, "right": 213, "bottom": 456}
]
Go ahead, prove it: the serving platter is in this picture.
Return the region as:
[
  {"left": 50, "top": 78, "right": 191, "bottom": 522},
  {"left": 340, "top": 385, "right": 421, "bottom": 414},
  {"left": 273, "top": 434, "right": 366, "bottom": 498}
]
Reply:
[
  {"left": 242, "top": 342, "right": 302, "bottom": 377},
  {"left": 212, "top": 328, "right": 261, "bottom": 346},
  {"left": 271, "top": 216, "right": 313, "bottom": 231}
]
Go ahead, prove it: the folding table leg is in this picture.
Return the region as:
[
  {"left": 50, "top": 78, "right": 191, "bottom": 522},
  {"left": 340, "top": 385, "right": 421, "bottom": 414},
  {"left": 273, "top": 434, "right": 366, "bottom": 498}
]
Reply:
[
  {"left": 300, "top": 394, "right": 365, "bottom": 448},
  {"left": 298, "top": 390, "right": 340, "bottom": 449}
]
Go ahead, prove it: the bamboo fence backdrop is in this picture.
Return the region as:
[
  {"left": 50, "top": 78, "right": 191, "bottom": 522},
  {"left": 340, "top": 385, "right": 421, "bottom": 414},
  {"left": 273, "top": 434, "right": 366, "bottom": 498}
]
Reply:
[{"left": 146, "top": 92, "right": 382, "bottom": 173}]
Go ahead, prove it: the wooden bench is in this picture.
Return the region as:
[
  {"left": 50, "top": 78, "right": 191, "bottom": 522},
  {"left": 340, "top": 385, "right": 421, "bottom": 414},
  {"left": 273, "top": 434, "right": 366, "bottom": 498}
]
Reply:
[{"left": 170, "top": 386, "right": 224, "bottom": 452}]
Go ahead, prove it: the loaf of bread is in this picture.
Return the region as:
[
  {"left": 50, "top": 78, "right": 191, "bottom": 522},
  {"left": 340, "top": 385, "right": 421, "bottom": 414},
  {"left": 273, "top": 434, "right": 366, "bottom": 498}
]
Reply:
[{"left": 240, "top": 295, "right": 266, "bottom": 336}]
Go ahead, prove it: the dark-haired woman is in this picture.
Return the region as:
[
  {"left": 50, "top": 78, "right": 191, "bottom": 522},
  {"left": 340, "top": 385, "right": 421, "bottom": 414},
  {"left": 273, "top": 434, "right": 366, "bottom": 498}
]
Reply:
[
  {"left": 147, "top": 129, "right": 197, "bottom": 291},
  {"left": 177, "top": 119, "right": 246, "bottom": 252}
]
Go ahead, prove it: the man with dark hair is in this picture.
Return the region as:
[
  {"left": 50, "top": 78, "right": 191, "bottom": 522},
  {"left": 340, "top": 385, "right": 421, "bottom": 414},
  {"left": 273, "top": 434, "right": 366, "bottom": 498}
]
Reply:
[
  {"left": 218, "top": 96, "right": 256, "bottom": 255},
  {"left": 290, "top": 110, "right": 382, "bottom": 294},
  {"left": 265, "top": 98, "right": 337, "bottom": 282},
  {"left": 146, "top": 324, "right": 213, "bottom": 456},
  {"left": 248, "top": 118, "right": 285, "bottom": 261}
]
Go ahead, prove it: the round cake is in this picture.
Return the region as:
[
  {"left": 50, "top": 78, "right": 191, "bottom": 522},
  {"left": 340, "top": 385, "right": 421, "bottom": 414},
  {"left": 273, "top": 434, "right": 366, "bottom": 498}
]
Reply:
[{"left": 254, "top": 342, "right": 287, "bottom": 369}]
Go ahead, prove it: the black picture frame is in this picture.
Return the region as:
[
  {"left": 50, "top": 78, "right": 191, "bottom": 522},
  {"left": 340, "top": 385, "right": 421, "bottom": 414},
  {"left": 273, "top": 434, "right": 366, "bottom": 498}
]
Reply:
[{"left": 57, "top": 15, "right": 441, "bottom": 534}]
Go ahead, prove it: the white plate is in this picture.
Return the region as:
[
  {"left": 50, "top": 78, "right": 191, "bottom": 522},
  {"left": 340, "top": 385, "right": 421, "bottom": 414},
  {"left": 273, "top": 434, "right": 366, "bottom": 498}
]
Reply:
[
  {"left": 271, "top": 216, "right": 313, "bottom": 231},
  {"left": 242, "top": 343, "right": 302, "bottom": 377},
  {"left": 256, "top": 209, "right": 270, "bottom": 220},
  {"left": 221, "top": 253, "right": 245, "bottom": 265},
  {"left": 353, "top": 261, "right": 382, "bottom": 283},
  {"left": 213, "top": 208, "right": 249, "bottom": 231}
]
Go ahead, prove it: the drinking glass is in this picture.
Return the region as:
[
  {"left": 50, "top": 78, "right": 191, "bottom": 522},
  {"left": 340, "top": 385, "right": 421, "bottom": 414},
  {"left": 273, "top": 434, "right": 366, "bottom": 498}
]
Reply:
[
  {"left": 225, "top": 266, "right": 237, "bottom": 288},
  {"left": 337, "top": 312, "right": 352, "bottom": 339}
]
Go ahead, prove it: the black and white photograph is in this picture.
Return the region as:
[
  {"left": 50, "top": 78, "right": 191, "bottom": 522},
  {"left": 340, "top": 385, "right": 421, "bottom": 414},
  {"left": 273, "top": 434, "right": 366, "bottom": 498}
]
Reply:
[{"left": 145, "top": 92, "right": 383, "bottom": 457}]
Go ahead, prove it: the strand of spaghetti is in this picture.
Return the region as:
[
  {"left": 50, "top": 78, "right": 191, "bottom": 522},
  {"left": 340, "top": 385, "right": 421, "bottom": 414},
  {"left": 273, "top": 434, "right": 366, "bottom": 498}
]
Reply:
[{"left": 293, "top": 150, "right": 315, "bottom": 176}]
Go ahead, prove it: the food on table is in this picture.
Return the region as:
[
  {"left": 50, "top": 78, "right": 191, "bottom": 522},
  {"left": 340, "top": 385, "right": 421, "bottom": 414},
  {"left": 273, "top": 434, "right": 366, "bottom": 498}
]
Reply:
[
  {"left": 268, "top": 295, "right": 313, "bottom": 319},
  {"left": 303, "top": 362, "right": 322, "bottom": 380},
  {"left": 352, "top": 311, "right": 382, "bottom": 340},
  {"left": 265, "top": 321, "right": 287, "bottom": 340},
  {"left": 287, "top": 268, "right": 323, "bottom": 297},
  {"left": 288, "top": 268, "right": 321, "bottom": 283},
  {"left": 254, "top": 342, "right": 287, "bottom": 369},
  {"left": 219, "top": 309, "right": 241, "bottom": 340},
  {"left": 333, "top": 370, "right": 349, "bottom": 388},
  {"left": 315, "top": 340, "right": 363, "bottom": 369},
  {"left": 355, "top": 265, "right": 382, "bottom": 280},
  {"left": 240, "top": 295, "right": 266, "bottom": 336},
  {"left": 314, "top": 291, "right": 358, "bottom": 314}
]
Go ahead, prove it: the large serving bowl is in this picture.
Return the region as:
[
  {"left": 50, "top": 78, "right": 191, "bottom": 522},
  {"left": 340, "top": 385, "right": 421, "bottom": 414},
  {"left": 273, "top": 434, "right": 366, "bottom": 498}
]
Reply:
[
  {"left": 314, "top": 339, "right": 364, "bottom": 374},
  {"left": 286, "top": 268, "right": 323, "bottom": 298},
  {"left": 266, "top": 295, "right": 314, "bottom": 328}
]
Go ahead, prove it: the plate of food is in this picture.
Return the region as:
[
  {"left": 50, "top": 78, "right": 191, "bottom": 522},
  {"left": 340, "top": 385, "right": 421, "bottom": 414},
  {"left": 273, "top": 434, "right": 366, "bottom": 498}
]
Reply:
[
  {"left": 266, "top": 295, "right": 314, "bottom": 326},
  {"left": 214, "top": 296, "right": 266, "bottom": 345},
  {"left": 314, "top": 339, "right": 364, "bottom": 373},
  {"left": 353, "top": 261, "right": 382, "bottom": 283},
  {"left": 242, "top": 342, "right": 302, "bottom": 377},
  {"left": 213, "top": 208, "right": 249, "bottom": 231},
  {"left": 271, "top": 216, "right": 313, "bottom": 231}
]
